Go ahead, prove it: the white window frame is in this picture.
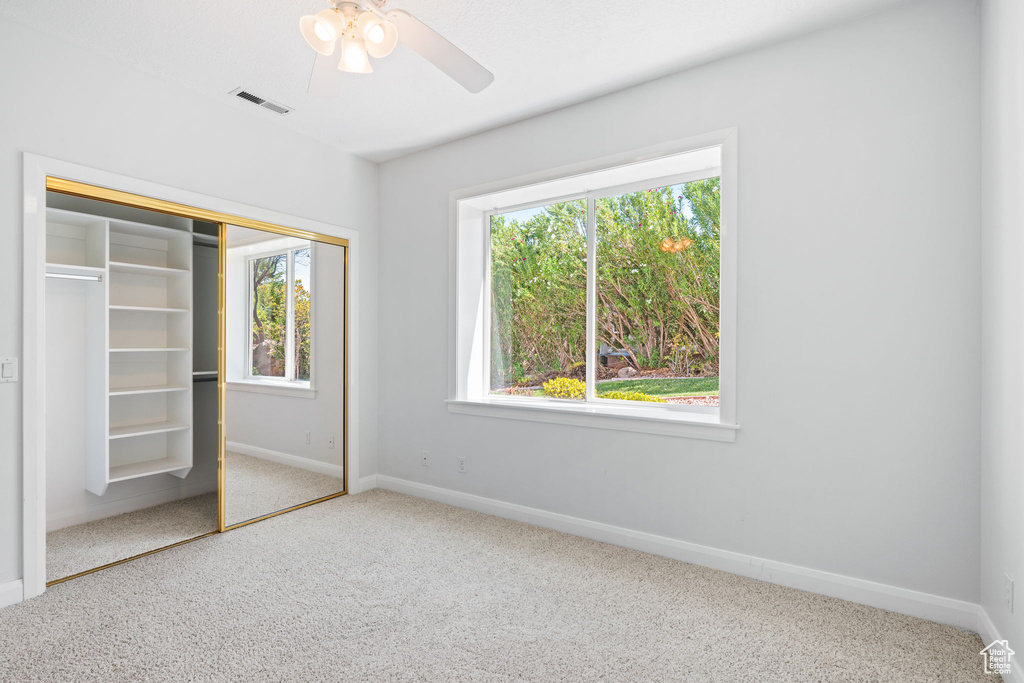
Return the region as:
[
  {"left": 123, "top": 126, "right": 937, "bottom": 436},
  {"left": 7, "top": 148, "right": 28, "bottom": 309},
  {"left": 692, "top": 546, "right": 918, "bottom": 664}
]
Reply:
[
  {"left": 245, "top": 245, "right": 314, "bottom": 387},
  {"left": 448, "top": 129, "right": 738, "bottom": 442}
]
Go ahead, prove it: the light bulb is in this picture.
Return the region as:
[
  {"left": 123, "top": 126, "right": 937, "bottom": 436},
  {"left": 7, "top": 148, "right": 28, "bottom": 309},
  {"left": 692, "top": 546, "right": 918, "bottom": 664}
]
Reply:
[
  {"left": 366, "top": 24, "right": 384, "bottom": 44},
  {"left": 300, "top": 9, "right": 344, "bottom": 56},
  {"left": 338, "top": 38, "right": 373, "bottom": 74}
]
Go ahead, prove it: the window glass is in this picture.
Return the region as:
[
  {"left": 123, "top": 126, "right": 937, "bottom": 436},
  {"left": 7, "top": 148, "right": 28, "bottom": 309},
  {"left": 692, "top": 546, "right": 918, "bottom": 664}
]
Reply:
[
  {"left": 595, "top": 178, "right": 721, "bottom": 406},
  {"left": 490, "top": 199, "right": 588, "bottom": 400},
  {"left": 293, "top": 248, "right": 312, "bottom": 382},
  {"left": 250, "top": 254, "right": 288, "bottom": 377}
]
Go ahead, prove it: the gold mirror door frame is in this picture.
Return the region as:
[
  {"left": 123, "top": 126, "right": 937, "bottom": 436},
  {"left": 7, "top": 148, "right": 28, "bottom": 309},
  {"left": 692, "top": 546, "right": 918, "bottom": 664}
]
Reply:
[{"left": 45, "top": 177, "right": 349, "bottom": 539}]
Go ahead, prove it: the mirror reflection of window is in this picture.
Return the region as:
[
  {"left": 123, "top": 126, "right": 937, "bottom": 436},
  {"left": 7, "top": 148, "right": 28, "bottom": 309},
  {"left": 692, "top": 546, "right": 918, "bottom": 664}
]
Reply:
[
  {"left": 250, "top": 253, "right": 287, "bottom": 378},
  {"left": 242, "top": 241, "right": 314, "bottom": 386},
  {"left": 293, "top": 248, "right": 312, "bottom": 382}
]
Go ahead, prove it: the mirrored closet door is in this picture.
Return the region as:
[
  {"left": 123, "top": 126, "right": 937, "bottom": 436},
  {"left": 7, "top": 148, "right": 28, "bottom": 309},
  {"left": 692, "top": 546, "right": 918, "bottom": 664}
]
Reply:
[{"left": 221, "top": 224, "right": 347, "bottom": 528}]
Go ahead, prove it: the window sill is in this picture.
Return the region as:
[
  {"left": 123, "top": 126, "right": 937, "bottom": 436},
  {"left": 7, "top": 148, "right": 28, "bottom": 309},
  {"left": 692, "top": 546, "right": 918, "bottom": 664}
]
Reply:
[
  {"left": 446, "top": 398, "right": 738, "bottom": 442},
  {"left": 226, "top": 380, "right": 317, "bottom": 399}
]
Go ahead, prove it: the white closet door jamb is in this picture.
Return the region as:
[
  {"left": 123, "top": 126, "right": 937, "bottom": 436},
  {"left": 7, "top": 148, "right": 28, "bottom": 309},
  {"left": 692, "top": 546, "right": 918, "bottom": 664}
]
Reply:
[{"left": 22, "top": 157, "right": 47, "bottom": 600}]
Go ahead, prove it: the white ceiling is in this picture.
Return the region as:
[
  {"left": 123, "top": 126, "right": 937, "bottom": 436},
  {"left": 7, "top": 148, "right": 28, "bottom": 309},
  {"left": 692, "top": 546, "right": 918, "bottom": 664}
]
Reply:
[{"left": 1, "top": 0, "right": 909, "bottom": 162}]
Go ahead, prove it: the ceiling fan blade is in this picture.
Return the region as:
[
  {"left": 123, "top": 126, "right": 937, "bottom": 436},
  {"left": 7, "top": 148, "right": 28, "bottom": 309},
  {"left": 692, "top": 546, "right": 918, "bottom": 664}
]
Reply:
[
  {"left": 386, "top": 10, "right": 493, "bottom": 93},
  {"left": 307, "top": 39, "right": 345, "bottom": 98}
]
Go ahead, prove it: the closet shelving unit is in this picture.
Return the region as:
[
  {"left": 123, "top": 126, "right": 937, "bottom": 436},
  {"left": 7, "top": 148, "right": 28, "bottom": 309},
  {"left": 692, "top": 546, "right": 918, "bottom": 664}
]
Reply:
[
  {"left": 107, "top": 218, "right": 193, "bottom": 490},
  {"left": 45, "top": 207, "right": 195, "bottom": 495}
]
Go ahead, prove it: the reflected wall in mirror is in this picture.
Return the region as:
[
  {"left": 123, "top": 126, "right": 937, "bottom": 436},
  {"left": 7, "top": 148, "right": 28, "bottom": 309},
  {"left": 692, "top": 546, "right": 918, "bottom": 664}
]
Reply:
[{"left": 223, "top": 225, "right": 346, "bottom": 527}]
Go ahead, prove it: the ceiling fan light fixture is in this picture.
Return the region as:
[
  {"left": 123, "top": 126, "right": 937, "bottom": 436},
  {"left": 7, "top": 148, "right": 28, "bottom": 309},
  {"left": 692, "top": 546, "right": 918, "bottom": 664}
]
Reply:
[
  {"left": 300, "top": 9, "right": 344, "bottom": 56},
  {"left": 338, "top": 37, "right": 373, "bottom": 73},
  {"left": 304, "top": 4, "right": 493, "bottom": 95}
]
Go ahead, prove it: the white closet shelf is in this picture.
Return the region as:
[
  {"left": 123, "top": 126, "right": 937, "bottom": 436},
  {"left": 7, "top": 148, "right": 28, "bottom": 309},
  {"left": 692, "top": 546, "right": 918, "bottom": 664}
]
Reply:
[
  {"left": 45, "top": 263, "right": 106, "bottom": 277},
  {"left": 109, "top": 305, "right": 190, "bottom": 313},
  {"left": 109, "top": 421, "right": 190, "bottom": 439},
  {"left": 110, "top": 347, "right": 190, "bottom": 353},
  {"left": 109, "top": 385, "right": 189, "bottom": 396},
  {"left": 109, "top": 261, "right": 189, "bottom": 276},
  {"left": 109, "top": 221, "right": 189, "bottom": 240},
  {"left": 108, "top": 458, "right": 191, "bottom": 483}
]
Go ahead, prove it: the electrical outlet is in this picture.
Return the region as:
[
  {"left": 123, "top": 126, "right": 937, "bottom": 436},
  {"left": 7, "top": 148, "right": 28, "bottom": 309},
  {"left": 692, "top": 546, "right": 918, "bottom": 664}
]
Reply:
[
  {"left": 327, "top": 434, "right": 334, "bottom": 449},
  {"left": 305, "top": 431, "right": 311, "bottom": 445},
  {"left": 457, "top": 456, "right": 467, "bottom": 474},
  {"left": 421, "top": 450, "right": 430, "bottom": 467},
  {"left": 1005, "top": 574, "right": 1014, "bottom": 613}
]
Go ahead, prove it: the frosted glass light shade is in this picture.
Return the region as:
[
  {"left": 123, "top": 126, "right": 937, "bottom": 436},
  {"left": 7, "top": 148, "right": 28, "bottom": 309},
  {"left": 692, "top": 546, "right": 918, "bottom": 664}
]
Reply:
[
  {"left": 338, "top": 38, "right": 373, "bottom": 73},
  {"left": 357, "top": 12, "right": 398, "bottom": 58},
  {"left": 300, "top": 9, "right": 344, "bottom": 56},
  {"left": 367, "top": 21, "right": 398, "bottom": 58},
  {"left": 356, "top": 12, "right": 380, "bottom": 39}
]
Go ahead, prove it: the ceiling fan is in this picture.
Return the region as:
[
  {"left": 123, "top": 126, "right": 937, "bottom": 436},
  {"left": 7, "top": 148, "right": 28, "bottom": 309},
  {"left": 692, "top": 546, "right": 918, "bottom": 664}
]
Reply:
[{"left": 299, "top": 0, "right": 494, "bottom": 96}]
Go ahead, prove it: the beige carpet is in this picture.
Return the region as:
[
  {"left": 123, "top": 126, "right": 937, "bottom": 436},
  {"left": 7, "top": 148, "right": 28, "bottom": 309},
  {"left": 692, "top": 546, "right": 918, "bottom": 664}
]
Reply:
[
  {"left": 7, "top": 490, "right": 987, "bottom": 682},
  {"left": 46, "top": 493, "right": 218, "bottom": 583},
  {"left": 225, "top": 451, "right": 345, "bottom": 526}
]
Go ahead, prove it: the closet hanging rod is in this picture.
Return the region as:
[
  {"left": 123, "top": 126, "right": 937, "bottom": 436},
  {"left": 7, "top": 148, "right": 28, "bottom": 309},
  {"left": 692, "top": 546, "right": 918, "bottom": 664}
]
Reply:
[{"left": 46, "top": 272, "right": 102, "bottom": 282}]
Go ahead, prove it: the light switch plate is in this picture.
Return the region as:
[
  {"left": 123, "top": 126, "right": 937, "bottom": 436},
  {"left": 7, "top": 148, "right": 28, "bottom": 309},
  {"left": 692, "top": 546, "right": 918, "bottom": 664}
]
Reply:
[{"left": 0, "top": 358, "right": 18, "bottom": 383}]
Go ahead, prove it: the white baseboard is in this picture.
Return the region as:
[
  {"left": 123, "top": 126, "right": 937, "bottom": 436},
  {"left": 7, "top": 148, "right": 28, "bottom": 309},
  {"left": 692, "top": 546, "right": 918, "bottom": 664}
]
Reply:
[
  {"left": 354, "top": 474, "right": 378, "bottom": 493},
  {"left": 374, "top": 475, "right": 980, "bottom": 631},
  {"left": 227, "top": 442, "right": 345, "bottom": 479},
  {"left": 978, "top": 607, "right": 1024, "bottom": 682},
  {"left": 0, "top": 579, "right": 23, "bottom": 608},
  {"left": 46, "top": 479, "right": 218, "bottom": 532}
]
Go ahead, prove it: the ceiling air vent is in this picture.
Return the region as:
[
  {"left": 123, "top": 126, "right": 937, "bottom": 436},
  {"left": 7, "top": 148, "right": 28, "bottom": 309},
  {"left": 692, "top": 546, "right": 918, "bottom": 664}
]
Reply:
[{"left": 229, "top": 88, "right": 292, "bottom": 115}]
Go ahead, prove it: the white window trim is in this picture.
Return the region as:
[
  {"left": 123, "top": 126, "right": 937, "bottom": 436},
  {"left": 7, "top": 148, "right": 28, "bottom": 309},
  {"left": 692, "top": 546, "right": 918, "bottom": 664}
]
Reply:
[
  {"left": 243, "top": 244, "right": 315, "bottom": 390},
  {"left": 448, "top": 128, "right": 738, "bottom": 442}
]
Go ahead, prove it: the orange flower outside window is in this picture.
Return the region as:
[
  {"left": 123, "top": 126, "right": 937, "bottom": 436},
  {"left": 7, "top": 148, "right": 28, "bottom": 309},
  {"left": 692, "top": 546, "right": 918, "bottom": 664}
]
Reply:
[{"left": 660, "top": 237, "right": 693, "bottom": 253}]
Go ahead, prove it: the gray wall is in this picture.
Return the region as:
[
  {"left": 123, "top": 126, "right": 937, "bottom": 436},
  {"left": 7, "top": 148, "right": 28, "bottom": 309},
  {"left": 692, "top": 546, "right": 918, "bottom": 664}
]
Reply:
[
  {"left": 981, "top": 0, "right": 1024, "bottom": 650},
  {"left": 378, "top": 0, "right": 982, "bottom": 602}
]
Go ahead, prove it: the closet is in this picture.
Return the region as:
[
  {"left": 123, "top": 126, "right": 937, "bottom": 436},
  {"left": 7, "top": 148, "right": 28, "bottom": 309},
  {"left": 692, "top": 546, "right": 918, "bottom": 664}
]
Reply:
[
  {"left": 34, "top": 175, "right": 347, "bottom": 590},
  {"left": 44, "top": 195, "right": 218, "bottom": 583}
]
